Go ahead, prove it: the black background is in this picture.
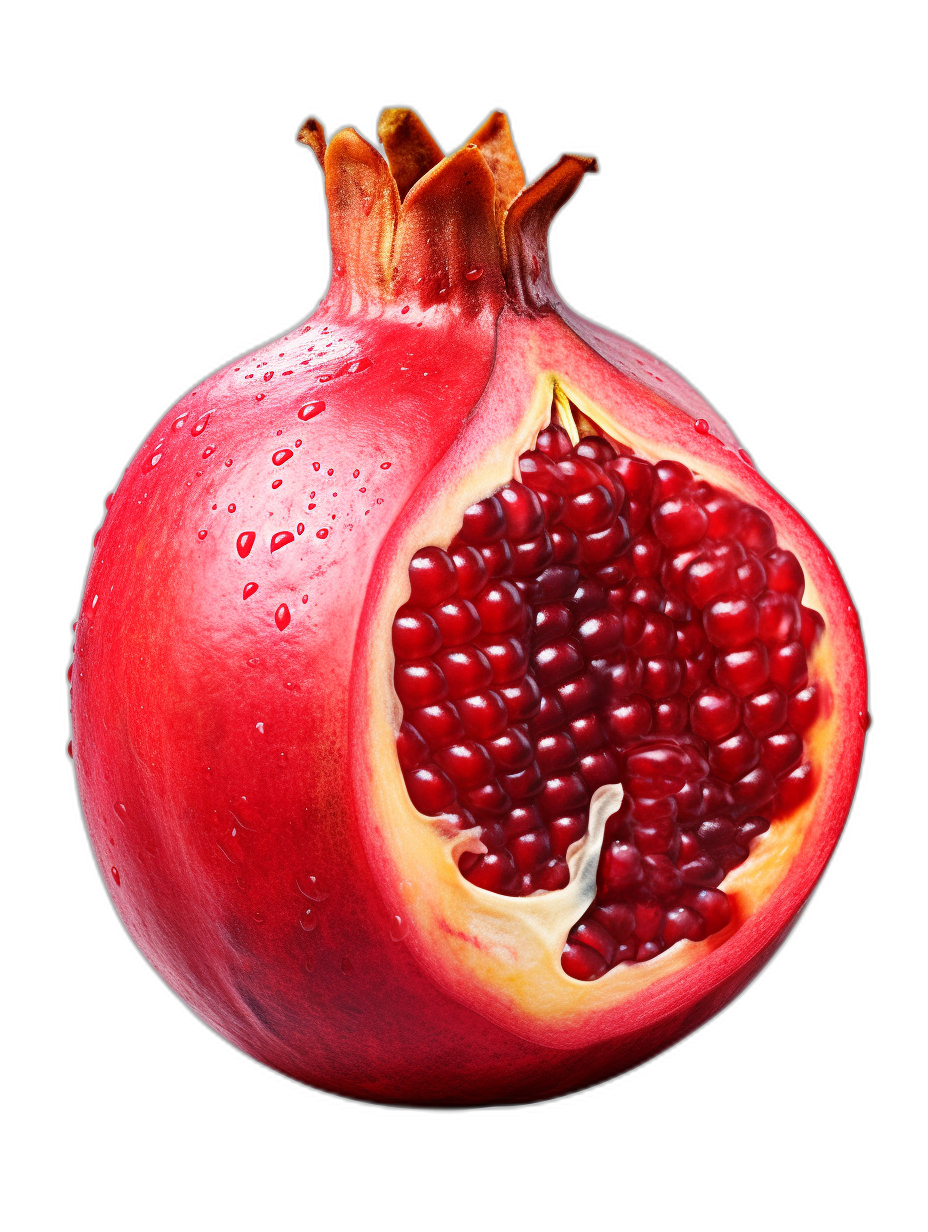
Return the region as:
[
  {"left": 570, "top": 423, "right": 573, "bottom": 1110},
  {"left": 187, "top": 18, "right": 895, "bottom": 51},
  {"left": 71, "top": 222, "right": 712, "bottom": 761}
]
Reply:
[{"left": 52, "top": 62, "right": 882, "bottom": 1148}]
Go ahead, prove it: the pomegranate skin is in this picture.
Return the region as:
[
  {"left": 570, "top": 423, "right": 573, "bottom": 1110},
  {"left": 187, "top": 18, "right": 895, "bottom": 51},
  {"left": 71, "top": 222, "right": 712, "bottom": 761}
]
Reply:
[{"left": 71, "top": 110, "right": 867, "bottom": 1105}]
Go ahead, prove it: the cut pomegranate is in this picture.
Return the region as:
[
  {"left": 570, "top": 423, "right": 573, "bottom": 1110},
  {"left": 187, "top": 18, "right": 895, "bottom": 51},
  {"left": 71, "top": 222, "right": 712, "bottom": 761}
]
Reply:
[{"left": 71, "top": 106, "right": 867, "bottom": 1106}]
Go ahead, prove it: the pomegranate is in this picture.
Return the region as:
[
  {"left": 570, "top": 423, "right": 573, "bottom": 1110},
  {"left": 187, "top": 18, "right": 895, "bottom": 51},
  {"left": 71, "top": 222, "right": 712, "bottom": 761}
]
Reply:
[{"left": 71, "top": 108, "right": 867, "bottom": 1105}]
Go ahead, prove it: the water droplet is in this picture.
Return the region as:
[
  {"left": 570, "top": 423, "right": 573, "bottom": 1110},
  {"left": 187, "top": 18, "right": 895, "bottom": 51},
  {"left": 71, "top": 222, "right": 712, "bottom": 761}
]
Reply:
[
  {"left": 225, "top": 458, "right": 233, "bottom": 467},
  {"left": 295, "top": 439, "right": 302, "bottom": 448},
  {"left": 237, "top": 531, "right": 256, "bottom": 558},
  {"left": 738, "top": 448, "right": 754, "bottom": 467},
  {"left": 859, "top": 710, "right": 872, "bottom": 731},
  {"left": 307, "top": 502, "right": 316, "bottom": 510},
  {"left": 66, "top": 740, "right": 73, "bottom": 759},
  {"left": 255, "top": 393, "right": 265, "bottom": 401},
  {"left": 111, "top": 866, "right": 121, "bottom": 885},
  {"left": 228, "top": 503, "right": 236, "bottom": 512},
  {"left": 694, "top": 418, "right": 709, "bottom": 434},
  {"left": 113, "top": 802, "right": 128, "bottom": 822},
  {"left": 312, "top": 462, "right": 320, "bottom": 472},
  {"left": 380, "top": 461, "right": 391, "bottom": 469},
  {"left": 298, "top": 401, "right": 325, "bottom": 421},
  {"left": 272, "top": 479, "right": 283, "bottom": 489},
  {"left": 531, "top": 253, "right": 540, "bottom": 280},
  {"left": 275, "top": 603, "right": 291, "bottom": 630},
  {"left": 296, "top": 873, "right": 328, "bottom": 901},
  {"left": 243, "top": 582, "right": 258, "bottom": 599},
  {"left": 253, "top": 911, "right": 266, "bottom": 923},
  {"left": 202, "top": 446, "right": 216, "bottom": 459},
  {"left": 272, "top": 449, "right": 294, "bottom": 466},
  {"left": 172, "top": 414, "right": 188, "bottom": 431},
  {"left": 297, "top": 523, "right": 305, "bottom": 535},
  {"left": 197, "top": 529, "right": 208, "bottom": 540},
  {"left": 346, "top": 358, "right": 371, "bottom": 375},
  {"left": 263, "top": 371, "right": 274, "bottom": 382},
  {"left": 255, "top": 721, "right": 265, "bottom": 733},
  {"left": 148, "top": 451, "right": 163, "bottom": 468},
  {"left": 389, "top": 914, "right": 408, "bottom": 941},
  {"left": 465, "top": 267, "right": 484, "bottom": 281},
  {"left": 316, "top": 528, "right": 329, "bottom": 539},
  {"left": 299, "top": 908, "right": 317, "bottom": 932},
  {"left": 191, "top": 413, "right": 211, "bottom": 436},
  {"left": 271, "top": 530, "right": 295, "bottom": 552},
  {"left": 301, "top": 594, "right": 308, "bottom": 603},
  {"left": 91, "top": 594, "right": 99, "bottom": 609}
]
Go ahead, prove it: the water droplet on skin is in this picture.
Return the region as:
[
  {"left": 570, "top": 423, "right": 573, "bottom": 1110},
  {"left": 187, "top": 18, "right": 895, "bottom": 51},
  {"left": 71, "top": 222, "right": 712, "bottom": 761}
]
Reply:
[
  {"left": 225, "top": 459, "right": 233, "bottom": 467},
  {"left": 298, "top": 401, "right": 325, "bottom": 421},
  {"left": 237, "top": 531, "right": 256, "bottom": 558},
  {"left": 270, "top": 530, "right": 295, "bottom": 552},
  {"left": 263, "top": 371, "right": 274, "bottom": 382},
  {"left": 91, "top": 594, "right": 99, "bottom": 609},
  {"left": 295, "top": 875, "right": 328, "bottom": 905},
  {"left": 228, "top": 503, "right": 236, "bottom": 512},
  {"left": 272, "top": 479, "right": 283, "bottom": 489},
  {"left": 275, "top": 603, "right": 291, "bottom": 630},
  {"left": 202, "top": 446, "right": 216, "bottom": 459},
  {"left": 149, "top": 451, "right": 163, "bottom": 467},
  {"left": 859, "top": 710, "right": 872, "bottom": 731},
  {"left": 295, "top": 439, "right": 302, "bottom": 448},
  {"left": 255, "top": 393, "right": 265, "bottom": 401},
  {"left": 111, "top": 866, "right": 120, "bottom": 885},
  {"left": 401, "top": 305, "right": 410, "bottom": 314},
  {"left": 272, "top": 449, "right": 294, "bottom": 466},
  {"left": 66, "top": 741, "right": 73, "bottom": 758},
  {"left": 465, "top": 267, "right": 484, "bottom": 281},
  {"left": 316, "top": 528, "right": 329, "bottom": 539},
  {"left": 389, "top": 914, "right": 408, "bottom": 941},
  {"left": 243, "top": 582, "right": 258, "bottom": 599},
  {"left": 172, "top": 415, "right": 188, "bottom": 431},
  {"left": 739, "top": 448, "right": 754, "bottom": 467},
  {"left": 297, "top": 523, "right": 304, "bottom": 535},
  {"left": 198, "top": 530, "right": 208, "bottom": 540},
  {"left": 255, "top": 721, "right": 265, "bottom": 733},
  {"left": 380, "top": 461, "right": 391, "bottom": 469},
  {"left": 694, "top": 418, "right": 709, "bottom": 434},
  {"left": 113, "top": 802, "right": 128, "bottom": 821},
  {"left": 253, "top": 911, "right": 266, "bottom": 923},
  {"left": 191, "top": 414, "right": 211, "bottom": 436},
  {"left": 299, "top": 908, "right": 317, "bottom": 931},
  {"left": 301, "top": 594, "right": 308, "bottom": 603}
]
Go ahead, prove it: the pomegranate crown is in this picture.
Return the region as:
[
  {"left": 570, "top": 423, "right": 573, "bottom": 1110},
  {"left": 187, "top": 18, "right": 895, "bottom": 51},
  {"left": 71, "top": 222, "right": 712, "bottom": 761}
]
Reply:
[{"left": 298, "top": 107, "right": 597, "bottom": 314}]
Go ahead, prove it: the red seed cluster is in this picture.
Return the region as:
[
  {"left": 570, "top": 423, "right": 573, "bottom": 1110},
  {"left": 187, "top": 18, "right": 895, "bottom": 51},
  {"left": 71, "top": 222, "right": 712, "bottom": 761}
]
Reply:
[{"left": 392, "top": 418, "right": 825, "bottom": 978}]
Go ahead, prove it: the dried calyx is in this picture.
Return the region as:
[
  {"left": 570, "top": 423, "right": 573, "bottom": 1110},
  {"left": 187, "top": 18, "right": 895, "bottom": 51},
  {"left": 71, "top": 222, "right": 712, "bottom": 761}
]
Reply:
[{"left": 298, "top": 107, "right": 596, "bottom": 312}]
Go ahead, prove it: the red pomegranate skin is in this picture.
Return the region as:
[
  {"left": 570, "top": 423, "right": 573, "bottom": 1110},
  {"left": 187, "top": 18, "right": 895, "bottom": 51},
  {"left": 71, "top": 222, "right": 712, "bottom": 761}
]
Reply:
[{"left": 70, "top": 111, "right": 867, "bottom": 1105}]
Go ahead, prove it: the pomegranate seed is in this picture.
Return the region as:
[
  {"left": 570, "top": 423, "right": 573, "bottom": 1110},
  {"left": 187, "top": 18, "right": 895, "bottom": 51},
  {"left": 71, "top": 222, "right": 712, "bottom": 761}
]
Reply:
[
  {"left": 461, "top": 496, "right": 506, "bottom": 544},
  {"left": 408, "top": 547, "right": 457, "bottom": 606},
  {"left": 392, "top": 607, "right": 442, "bottom": 659},
  {"left": 690, "top": 685, "right": 741, "bottom": 741},
  {"left": 498, "top": 483, "right": 545, "bottom": 538},
  {"left": 456, "top": 691, "right": 509, "bottom": 739},
  {"left": 450, "top": 544, "right": 489, "bottom": 598},
  {"left": 703, "top": 596, "right": 760, "bottom": 649}
]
